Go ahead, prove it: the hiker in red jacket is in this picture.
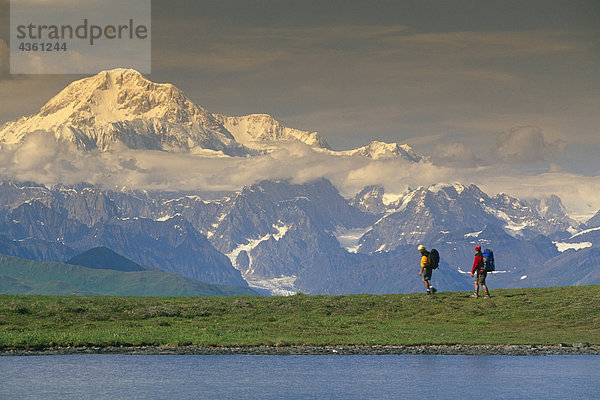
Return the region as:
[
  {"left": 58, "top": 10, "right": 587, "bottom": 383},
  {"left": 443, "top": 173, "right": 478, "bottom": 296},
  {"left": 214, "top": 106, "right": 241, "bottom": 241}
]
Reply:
[{"left": 470, "top": 245, "right": 491, "bottom": 298}]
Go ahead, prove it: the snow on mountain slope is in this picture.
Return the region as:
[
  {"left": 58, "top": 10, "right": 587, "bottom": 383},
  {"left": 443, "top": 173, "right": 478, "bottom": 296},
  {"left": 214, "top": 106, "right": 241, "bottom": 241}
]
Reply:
[
  {"left": 214, "top": 113, "right": 330, "bottom": 150},
  {"left": 0, "top": 68, "right": 424, "bottom": 164},
  {"left": 0, "top": 177, "right": 590, "bottom": 294},
  {"left": 553, "top": 241, "right": 592, "bottom": 252},
  {"left": 0, "top": 68, "right": 253, "bottom": 155},
  {"left": 333, "top": 141, "right": 422, "bottom": 161},
  {"left": 355, "top": 183, "right": 580, "bottom": 253},
  {"left": 350, "top": 185, "right": 387, "bottom": 214}
]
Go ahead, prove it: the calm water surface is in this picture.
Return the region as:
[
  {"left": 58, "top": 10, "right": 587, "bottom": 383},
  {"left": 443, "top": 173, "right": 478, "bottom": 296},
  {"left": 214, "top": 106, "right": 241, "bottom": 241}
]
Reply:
[{"left": 1, "top": 354, "right": 598, "bottom": 399}]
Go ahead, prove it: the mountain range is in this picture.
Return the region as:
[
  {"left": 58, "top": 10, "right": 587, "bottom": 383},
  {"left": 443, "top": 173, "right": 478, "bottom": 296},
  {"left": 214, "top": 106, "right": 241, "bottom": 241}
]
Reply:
[
  {"left": 0, "top": 68, "right": 417, "bottom": 162},
  {"left": 0, "top": 69, "right": 599, "bottom": 295},
  {"left": 0, "top": 177, "right": 598, "bottom": 295}
]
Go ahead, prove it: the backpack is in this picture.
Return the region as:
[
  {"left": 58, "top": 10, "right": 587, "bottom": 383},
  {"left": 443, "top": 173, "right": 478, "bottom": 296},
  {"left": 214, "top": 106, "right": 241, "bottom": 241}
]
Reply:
[
  {"left": 482, "top": 249, "right": 495, "bottom": 272},
  {"left": 429, "top": 248, "right": 440, "bottom": 269}
]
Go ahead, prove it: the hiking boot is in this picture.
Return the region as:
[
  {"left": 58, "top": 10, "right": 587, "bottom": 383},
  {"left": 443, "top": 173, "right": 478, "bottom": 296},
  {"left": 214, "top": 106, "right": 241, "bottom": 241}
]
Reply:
[
  {"left": 431, "top": 287, "right": 437, "bottom": 294},
  {"left": 470, "top": 292, "right": 479, "bottom": 298}
]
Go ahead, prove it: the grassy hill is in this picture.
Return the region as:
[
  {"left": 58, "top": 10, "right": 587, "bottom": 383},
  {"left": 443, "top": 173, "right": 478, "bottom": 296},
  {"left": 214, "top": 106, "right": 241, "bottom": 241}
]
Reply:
[
  {"left": 0, "top": 254, "right": 257, "bottom": 297},
  {"left": 66, "top": 247, "right": 145, "bottom": 272},
  {"left": 0, "top": 285, "right": 598, "bottom": 349}
]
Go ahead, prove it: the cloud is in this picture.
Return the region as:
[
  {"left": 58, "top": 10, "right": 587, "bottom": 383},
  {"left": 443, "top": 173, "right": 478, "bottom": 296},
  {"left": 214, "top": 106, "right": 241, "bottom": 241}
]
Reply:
[
  {"left": 4, "top": 22, "right": 599, "bottom": 154},
  {"left": 431, "top": 142, "right": 480, "bottom": 168},
  {"left": 155, "top": 44, "right": 289, "bottom": 73},
  {"left": 428, "top": 125, "right": 568, "bottom": 168},
  {"left": 0, "top": 132, "right": 598, "bottom": 218},
  {"left": 0, "top": 131, "right": 448, "bottom": 194},
  {"left": 147, "top": 24, "right": 600, "bottom": 155},
  {"left": 491, "top": 126, "right": 566, "bottom": 164},
  {"left": 475, "top": 171, "right": 600, "bottom": 220},
  {"left": 393, "top": 30, "right": 586, "bottom": 58}
]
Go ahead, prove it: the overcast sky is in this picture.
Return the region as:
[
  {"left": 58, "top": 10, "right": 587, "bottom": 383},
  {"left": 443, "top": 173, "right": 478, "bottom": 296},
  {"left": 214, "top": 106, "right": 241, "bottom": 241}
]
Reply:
[{"left": 0, "top": 0, "right": 599, "bottom": 216}]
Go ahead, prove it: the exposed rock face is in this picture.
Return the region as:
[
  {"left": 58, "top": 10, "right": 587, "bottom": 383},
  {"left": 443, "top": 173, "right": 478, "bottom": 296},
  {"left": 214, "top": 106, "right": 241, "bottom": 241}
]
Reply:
[
  {"left": 350, "top": 185, "right": 387, "bottom": 214},
  {"left": 0, "top": 188, "right": 246, "bottom": 287},
  {"left": 356, "top": 184, "right": 579, "bottom": 254},
  {"left": 0, "top": 177, "right": 595, "bottom": 295},
  {"left": 586, "top": 210, "right": 600, "bottom": 229}
]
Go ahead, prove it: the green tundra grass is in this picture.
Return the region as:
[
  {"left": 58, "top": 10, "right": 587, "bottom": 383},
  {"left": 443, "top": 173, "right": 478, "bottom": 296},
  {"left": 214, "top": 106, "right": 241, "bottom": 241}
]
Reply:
[{"left": 1, "top": 285, "right": 599, "bottom": 349}]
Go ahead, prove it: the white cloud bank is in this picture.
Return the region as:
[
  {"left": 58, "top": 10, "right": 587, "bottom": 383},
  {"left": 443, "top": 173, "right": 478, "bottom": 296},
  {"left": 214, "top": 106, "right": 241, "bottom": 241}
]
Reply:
[
  {"left": 431, "top": 142, "right": 481, "bottom": 168},
  {"left": 492, "top": 126, "right": 566, "bottom": 164},
  {"left": 0, "top": 132, "right": 598, "bottom": 219},
  {"left": 431, "top": 126, "right": 567, "bottom": 168},
  {"left": 0, "top": 133, "right": 436, "bottom": 191}
]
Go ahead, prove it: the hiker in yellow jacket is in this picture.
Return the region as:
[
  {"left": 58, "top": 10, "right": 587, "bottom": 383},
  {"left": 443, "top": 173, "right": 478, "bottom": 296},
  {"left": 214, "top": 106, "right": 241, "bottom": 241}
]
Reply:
[{"left": 418, "top": 245, "right": 437, "bottom": 295}]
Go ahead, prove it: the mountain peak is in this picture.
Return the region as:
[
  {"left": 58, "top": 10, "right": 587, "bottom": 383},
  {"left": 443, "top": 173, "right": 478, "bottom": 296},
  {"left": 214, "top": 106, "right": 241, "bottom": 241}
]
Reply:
[
  {"left": 89, "top": 68, "right": 145, "bottom": 84},
  {"left": 38, "top": 68, "right": 193, "bottom": 123},
  {"left": 0, "top": 69, "right": 256, "bottom": 154},
  {"left": 427, "top": 182, "right": 469, "bottom": 194},
  {"left": 214, "top": 113, "right": 331, "bottom": 150},
  {"left": 66, "top": 246, "right": 144, "bottom": 272},
  {"left": 351, "top": 184, "right": 387, "bottom": 214},
  {"left": 0, "top": 69, "right": 330, "bottom": 156},
  {"left": 339, "top": 141, "right": 422, "bottom": 161},
  {"left": 103, "top": 67, "right": 143, "bottom": 76}
]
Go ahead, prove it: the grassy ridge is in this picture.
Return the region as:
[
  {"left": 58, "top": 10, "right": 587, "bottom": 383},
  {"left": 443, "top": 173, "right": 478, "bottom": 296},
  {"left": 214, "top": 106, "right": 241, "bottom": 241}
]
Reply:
[
  {"left": 0, "top": 254, "right": 256, "bottom": 297},
  {"left": 1, "top": 286, "right": 599, "bottom": 349}
]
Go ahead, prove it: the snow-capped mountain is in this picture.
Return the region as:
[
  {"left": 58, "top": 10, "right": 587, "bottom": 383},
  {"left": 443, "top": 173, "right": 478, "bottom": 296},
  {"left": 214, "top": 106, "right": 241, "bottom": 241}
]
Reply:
[
  {"left": 0, "top": 181, "right": 247, "bottom": 287},
  {"left": 0, "top": 69, "right": 253, "bottom": 155},
  {"left": 350, "top": 185, "right": 388, "bottom": 214},
  {"left": 0, "top": 69, "right": 276, "bottom": 156},
  {"left": 495, "top": 194, "right": 578, "bottom": 238},
  {"left": 1, "top": 69, "right": 595, "bottom": 295},
  {"left": 0, "top": 69, "right": 328, "bottom": 156},
  {"left": 214, "top": 113, "right": 331, "bottom": 151},
  {"left": 0, "top": 69, "right": 421, "bottom": 161},
  {"left": 330, "top": 141, "right": 422, "bottom": 161},
  {"left": 356, "top": 183, "right": 580, "bottom": 254},
  {"left": 0, "top": 177, "right": 594, "bottom": 295}
]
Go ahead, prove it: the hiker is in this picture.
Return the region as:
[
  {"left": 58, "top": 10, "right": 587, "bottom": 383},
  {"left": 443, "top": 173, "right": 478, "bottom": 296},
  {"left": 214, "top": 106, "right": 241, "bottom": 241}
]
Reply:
[
  {"left": 418, "top": 245, "right": 437, "bottom": 295},
  {"left": 470, "top": 245, "right": 491, "bottom": 298}
]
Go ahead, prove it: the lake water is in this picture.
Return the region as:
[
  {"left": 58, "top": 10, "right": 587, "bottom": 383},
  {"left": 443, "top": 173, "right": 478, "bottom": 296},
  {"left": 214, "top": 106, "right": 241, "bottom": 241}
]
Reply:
[{"left": 1, "top": 354, "right": 598, "bottom": 399}]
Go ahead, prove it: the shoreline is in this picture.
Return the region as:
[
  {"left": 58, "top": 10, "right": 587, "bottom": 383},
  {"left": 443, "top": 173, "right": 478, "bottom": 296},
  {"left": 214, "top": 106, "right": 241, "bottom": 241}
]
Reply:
[{"left": 2, "top": 344, "right": 598, "bottom": 356}]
